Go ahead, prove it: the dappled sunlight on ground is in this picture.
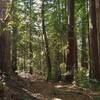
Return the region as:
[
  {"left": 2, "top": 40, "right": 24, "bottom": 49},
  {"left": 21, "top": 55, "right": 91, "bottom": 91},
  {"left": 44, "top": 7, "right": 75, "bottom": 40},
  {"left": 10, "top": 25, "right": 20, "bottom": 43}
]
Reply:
[
  {"left": 51, "top": 97, "right": 62, "bottom": 100},
  {"left": 18, "top": 71, "right": 43, "bottom": 81},
  {"left": 55, "top": 85, "right": 63, "bottom": 88},
  {"left": 1, "top": 72, "right": 100, "bottom": 100}
]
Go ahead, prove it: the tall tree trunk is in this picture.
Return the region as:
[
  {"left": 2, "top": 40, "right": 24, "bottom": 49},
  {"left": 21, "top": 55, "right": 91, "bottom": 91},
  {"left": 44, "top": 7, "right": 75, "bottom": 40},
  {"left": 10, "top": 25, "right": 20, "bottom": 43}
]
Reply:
[
  {"left": 11, "top": 0, "right": 18, "bottom": 73},
  {"left": 86, "top": 0, "right": 92, "bottom": 78},
  {"left": 96, "top": 0, "right": 100, "bottom": 75},
  {"left": 0, "top": 0, "right": 11, "bottom": 75},
  {"left": 29, "top": 0, "right": 33, "bottom": 74},
  {"left": 89, "top": 0, "right": 100, "bottom": 81},
  {"left": 41, "top": 0, "right": 52, "bottom": 81},
  {"left": 65, "top": 0, "right": 75, "bottom": 83}
]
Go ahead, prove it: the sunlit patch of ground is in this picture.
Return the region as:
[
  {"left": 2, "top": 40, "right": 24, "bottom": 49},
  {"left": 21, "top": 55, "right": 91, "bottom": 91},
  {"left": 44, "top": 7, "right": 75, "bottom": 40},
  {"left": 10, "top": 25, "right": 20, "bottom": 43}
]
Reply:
[{"left": 51, "top": 98, "right": 62, "bottom": 100}]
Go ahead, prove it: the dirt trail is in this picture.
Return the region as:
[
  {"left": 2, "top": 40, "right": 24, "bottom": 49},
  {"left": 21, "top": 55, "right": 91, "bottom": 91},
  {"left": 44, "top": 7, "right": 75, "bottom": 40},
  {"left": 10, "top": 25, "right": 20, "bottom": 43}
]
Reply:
[{"left": 0, "top": 72, "right": 99, "bottom": 100}]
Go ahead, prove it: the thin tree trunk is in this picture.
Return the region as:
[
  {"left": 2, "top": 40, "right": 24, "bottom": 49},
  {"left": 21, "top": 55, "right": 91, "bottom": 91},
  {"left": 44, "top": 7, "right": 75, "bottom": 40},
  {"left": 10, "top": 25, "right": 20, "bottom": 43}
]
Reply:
[
  {"left": 11, "top": 0, "right": 18, "bottom": 73},
  {"left": 12, "top": 26, "right": 18, "bottom": 73},
  {"left": 29, "top": 0, "right": 33, "bottom": 74},
  {"left": 41, "top": 0, "right": 52, "bottom": 81}
]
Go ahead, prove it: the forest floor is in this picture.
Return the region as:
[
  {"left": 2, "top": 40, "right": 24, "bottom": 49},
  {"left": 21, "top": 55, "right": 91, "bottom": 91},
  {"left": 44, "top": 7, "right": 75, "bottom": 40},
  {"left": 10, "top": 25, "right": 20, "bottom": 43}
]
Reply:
[{"left": 0, "top": 72, "right": 100, "bottom": 100}]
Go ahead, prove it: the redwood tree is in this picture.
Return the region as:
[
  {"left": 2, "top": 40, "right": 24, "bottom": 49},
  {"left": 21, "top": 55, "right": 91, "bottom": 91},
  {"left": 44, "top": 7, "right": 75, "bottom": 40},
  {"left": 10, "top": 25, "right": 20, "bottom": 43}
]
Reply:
[
  {"left": 96, "top": 0, "right": 100, "bottom": 72},
  {"left": 89, "top": 0, "right": 100, "bottom": 81},
  {"left": 0, "top": 0, "right": 11, "bottom": 75},
  {"left": 65, "top": 0, "right": 75, "bottom": 82}
]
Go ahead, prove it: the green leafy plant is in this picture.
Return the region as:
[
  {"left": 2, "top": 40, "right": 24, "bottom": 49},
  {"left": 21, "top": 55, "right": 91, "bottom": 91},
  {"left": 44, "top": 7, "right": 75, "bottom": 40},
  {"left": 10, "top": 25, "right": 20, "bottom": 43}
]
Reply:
[{"left": 75, "top": 67, "right": 89, "bottom": 87}]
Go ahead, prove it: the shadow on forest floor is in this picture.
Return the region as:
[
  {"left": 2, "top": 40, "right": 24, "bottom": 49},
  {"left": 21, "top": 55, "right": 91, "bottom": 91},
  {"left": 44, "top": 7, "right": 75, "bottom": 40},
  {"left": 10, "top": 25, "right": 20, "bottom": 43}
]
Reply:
[{"left": 0, "top": 72, "right": 100, "bottom": 100}]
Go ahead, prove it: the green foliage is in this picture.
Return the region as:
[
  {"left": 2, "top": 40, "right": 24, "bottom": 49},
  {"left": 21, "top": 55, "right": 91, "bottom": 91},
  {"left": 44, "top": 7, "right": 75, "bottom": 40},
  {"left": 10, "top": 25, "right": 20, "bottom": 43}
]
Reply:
[
  {"left": 60, "top": 63, "right": 66, "bottom": 74},
  {"left": 50, "top": 88, "right": 66, "bottom": 96},
  {"left": 88, "top": 80, "right": 100, "bottom": 91},
  {"left": 93, "top": 96, "right": 100, "bottom": 100},
  {"left": 0, "top": 82, "right": 3, "bottom": 91},
  {"left": 75, "top": 67, "right": 100, "bottom": 90},
  {"left": 75, "top": 67, "right": 89, "bottom": 87},
  {"left": 10, "top": 0, "right": 91, "bottom": 83},
  {"left": 21, "top": 96, "right": 30, "bottom": 100}
]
